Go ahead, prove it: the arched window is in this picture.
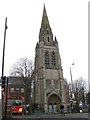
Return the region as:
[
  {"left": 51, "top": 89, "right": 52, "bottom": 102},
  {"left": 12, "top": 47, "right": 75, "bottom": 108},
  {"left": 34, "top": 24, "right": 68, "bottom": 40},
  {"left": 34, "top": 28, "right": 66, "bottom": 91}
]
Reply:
[
  {"left": 52, "top": 52, "right": 56, "bottom": 65},
  {"left": 42, "top": 29, "right": 44, "bottom": 34},
  {"left": 45, "top": 52, "right": 49, "bottom": 65},
  {"left": 43, "top": 36, "right": 45, "bottom": 40},
  {"left": 47, "top": 36, "right": 49, "bottom": 42},
  {"left": 47, "top": 29, "right": 49, "bottom": 34}
]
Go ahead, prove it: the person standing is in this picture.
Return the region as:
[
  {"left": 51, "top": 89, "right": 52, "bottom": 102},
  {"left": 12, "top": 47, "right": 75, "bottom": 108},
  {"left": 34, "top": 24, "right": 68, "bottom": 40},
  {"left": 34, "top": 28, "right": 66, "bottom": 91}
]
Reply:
[{"left": 60, "top": 105, "right": 65, "bottom": 115}]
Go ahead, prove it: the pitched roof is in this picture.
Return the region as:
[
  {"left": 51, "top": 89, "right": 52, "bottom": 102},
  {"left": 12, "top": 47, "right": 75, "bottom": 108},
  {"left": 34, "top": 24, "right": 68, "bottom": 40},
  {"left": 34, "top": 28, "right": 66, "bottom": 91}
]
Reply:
[{"left": 8, "top": 76, "right": 29, "bottom": 85}]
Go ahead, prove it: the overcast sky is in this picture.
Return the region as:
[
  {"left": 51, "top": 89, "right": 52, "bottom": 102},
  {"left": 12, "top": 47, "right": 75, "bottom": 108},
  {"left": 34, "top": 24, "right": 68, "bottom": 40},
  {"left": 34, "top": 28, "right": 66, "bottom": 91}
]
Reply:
[{"left": 0, "top": 0, "right": 88, "bottom": 98}]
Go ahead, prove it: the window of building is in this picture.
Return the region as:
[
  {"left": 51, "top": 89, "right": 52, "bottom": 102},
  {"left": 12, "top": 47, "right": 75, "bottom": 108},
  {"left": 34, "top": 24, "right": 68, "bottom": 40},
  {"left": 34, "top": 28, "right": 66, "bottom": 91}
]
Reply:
[
  {"left": 43, "top": 36, "right": 44, "bottom": 40},
  {"left": 16, "top": 88, "right": 19, "bottom": 93},
  {"left": 21, "top": 88, "right": 24, "bottom": 93},
  {"left": 10, "top": 88, "right": 14, "bottom": 93},
  {"left": 47, "top": 30, "right": 49, "bottom": 34},
  {"left": 45, "top": 52, "right": 49, "bottom": 65},
  {"left": 42, "top": 29, "right": 44, "bottom": 34},
  {"left": 52, "top": 52, "right": 56, "bottom": 65},
  {"left": 47, "top": 36, "right": 49, "bottom": 42}
]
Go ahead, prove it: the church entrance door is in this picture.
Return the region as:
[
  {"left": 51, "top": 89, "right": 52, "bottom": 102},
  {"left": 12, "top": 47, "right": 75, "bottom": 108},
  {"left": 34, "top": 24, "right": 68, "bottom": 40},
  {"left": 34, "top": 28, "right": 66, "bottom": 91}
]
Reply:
[
  {"left": 49, "top": 103, "right": 53, "bottom": 113},
  {"left": 48, "top": 94, "right": 61, "bottom": 113},
  {"left": 53, "top": 103, "right": 57, "bottom": 113}
]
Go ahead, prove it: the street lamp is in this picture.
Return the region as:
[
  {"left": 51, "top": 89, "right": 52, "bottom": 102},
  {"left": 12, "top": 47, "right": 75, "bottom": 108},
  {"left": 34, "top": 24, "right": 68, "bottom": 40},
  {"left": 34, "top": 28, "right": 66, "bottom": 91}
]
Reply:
[
  {"left": 1, "top": 17, "right": 8, "bottom": 120},
  {"left": 70, "top": 63, "right": 74, "bottom": 113},
  {"left": 70, "top": 63, "right": 74, "bottom": 100}
]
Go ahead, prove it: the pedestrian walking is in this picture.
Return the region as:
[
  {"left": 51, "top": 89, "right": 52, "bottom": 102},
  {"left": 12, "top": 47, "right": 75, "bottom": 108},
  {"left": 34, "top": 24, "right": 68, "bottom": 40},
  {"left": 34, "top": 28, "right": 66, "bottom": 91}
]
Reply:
[{"left": 60, "top": 105, "right": 65, "bottom": 116}]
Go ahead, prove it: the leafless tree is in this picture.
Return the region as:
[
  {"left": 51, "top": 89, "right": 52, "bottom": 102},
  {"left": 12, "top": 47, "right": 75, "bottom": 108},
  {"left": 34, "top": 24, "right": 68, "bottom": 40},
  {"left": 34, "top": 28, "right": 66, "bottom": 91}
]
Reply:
[
  {"left": 10, "top": 57, "right": 33, "bottom": 77},
  {"left": 9, "top": 57, "right": 34, "bottom": 113},
  {"left": 73, "top": 77, "right": 88, "bottom": 112}
]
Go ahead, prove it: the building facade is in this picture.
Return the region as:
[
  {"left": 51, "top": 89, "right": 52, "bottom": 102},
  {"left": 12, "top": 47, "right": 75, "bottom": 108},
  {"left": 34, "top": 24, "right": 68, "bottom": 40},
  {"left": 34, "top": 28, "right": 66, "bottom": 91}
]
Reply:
[
  {"left": 34, "top": 5, "right": 66, "bottom": 113},
  {"left": 4, "top": 77, "right": 28, "bottom": 105},
  {"left": 64, "top": 78, "right": 71, "bottom": 113},
  {"left": 64, "top": 78, "right": 70, "bottom": 103}
]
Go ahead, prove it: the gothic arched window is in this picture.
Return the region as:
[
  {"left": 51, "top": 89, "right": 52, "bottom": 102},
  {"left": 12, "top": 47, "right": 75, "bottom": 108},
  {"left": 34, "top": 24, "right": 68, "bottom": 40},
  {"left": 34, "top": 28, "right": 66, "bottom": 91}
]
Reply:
[
  {"left": 52, "top": 52, "right": 56, "bottom": 65},
  {"left": 47, "top": 29, "right": 49, "bottom": 34},
  {"left": 42, "top": 29, "right": 44, "bottom": 34},
  {"left": 43, "top": 36, "right": 45, "bottom": 41},
  {"left": 45, "top": 52, "right": 49, "bottom": 65},
  {"left": 47, "top": 36, "right": 49, "bottom": 42}
]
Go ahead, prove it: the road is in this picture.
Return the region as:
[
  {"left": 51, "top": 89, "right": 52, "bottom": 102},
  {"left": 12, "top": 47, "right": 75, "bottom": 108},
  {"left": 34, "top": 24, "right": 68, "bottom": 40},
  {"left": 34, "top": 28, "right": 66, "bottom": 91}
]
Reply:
[
  {"left": 0, "top": 112, "right": 89, "bottom": 120},
  {"left": 12, "top": 113, "right": 89, "bottom": 119}
]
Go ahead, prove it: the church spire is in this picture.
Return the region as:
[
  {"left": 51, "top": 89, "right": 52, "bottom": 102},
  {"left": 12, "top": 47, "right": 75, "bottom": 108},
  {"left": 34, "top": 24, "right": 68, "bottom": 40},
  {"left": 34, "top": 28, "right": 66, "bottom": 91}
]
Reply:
[
  {"left": 41, "top": 4, "right": 51, "bottom": 29},
  {"left": 39, "top": 5, "right": 53, "bottom": 42}
]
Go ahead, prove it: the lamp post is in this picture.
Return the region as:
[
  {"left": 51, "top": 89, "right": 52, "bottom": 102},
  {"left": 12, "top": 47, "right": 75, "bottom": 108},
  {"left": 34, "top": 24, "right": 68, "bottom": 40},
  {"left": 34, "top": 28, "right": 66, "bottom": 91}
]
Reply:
[
  {"left": 70, "top": 63, "right": 74, "bottom": 99},
  {"left": 70, "top": 63, "right": 74, "bottom": 112},
  {"left": 1, "top": 17, "right": 8, "bottom": 120}
]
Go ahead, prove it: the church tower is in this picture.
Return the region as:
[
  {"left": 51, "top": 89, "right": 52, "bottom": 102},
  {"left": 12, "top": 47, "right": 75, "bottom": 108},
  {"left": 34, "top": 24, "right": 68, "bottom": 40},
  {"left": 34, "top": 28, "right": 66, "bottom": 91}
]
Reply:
[{"left": 34, "top": 5, "right": 66, "bottom": 113}]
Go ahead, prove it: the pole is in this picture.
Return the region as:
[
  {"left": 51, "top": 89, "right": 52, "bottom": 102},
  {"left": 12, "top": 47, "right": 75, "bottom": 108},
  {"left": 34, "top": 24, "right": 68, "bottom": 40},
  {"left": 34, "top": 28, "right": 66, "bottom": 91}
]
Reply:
[
  {"left": 1, "top": 17, "right": 8, "bottom": 120},
  {"left": 70, "top": 67, "right": 73, "bottom": 99},
  {"left": 5, "top": 77, "right": 8, "bottom": 120},
  {"left": 70, "top": 63, "right": 74, "bottom": 113},
  {"left": 70, "top": 63, "right": 74, "bottom": 100},
  {"left": 2, "top": 17, "right": 8, "bottom": 77}
]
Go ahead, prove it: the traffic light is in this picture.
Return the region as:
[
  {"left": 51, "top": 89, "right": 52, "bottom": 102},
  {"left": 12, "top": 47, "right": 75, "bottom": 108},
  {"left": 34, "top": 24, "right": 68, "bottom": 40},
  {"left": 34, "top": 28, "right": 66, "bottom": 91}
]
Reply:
[
  {"left": 20, "top": 96, "right": 23, "bottom": 100},
  {"left": 1, "top": 76, "right": 6, "bottom": 92}
]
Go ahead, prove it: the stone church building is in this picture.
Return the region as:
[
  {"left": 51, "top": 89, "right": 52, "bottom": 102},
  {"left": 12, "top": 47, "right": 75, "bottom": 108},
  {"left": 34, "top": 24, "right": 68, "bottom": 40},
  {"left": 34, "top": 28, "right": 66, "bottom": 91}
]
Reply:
[{"left": 33, "top": 5, "right": 66, "bottom": 113}]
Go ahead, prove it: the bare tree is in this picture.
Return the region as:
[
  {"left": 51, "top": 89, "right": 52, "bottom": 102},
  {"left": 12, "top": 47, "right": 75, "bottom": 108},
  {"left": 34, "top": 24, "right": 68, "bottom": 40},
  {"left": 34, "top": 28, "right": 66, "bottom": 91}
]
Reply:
[
  {"left": 73, "top": 77, "right": 88, "bottom": 112},
  {"left": 9, "top": 57, "right": 33, "bottom": 113},
  {"left": 10, "top": 57, "right": 33, "bottom": 77}
]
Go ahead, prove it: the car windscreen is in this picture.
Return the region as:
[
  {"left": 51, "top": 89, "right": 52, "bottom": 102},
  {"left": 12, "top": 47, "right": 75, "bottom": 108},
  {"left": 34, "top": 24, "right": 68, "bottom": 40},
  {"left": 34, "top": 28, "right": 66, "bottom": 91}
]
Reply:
[{"left": 13, "top": 100, "right": 22, "bottom": 106}]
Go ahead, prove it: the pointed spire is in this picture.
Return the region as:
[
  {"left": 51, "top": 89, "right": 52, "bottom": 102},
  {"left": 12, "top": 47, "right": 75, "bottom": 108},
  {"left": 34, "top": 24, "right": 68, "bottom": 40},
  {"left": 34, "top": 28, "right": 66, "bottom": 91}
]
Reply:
[
  {"left": 39, "top": 4, "right": 53, "bottom": 42},
  {"left": 54, "top": 36, "right": 58, "bottom": 46},
  {"left": 55, "top": 36, "right": 57, "bottom": 41},
  {"left": 55, "top": 36, "right": 58, "bottom": 43},
  {"left": 41, "top": 4, "right": 50, "bottom": 29},
  {"left": 36, "top": 42, "right": 39, "bottom": 49}
]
